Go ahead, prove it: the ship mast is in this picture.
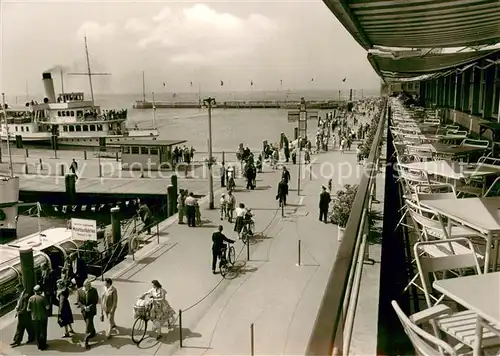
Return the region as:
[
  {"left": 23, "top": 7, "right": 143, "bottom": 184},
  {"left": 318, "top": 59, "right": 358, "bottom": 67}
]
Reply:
[
  {"left": 60, "top": 68, "right": 65, "bottom": 96},
  {"left": 152, "top": 91, "right": 157, "bottom": 129},
  {"left": 142, "top": 71, "right": 146, "bottom": 102},
  {"left": 84, "top": 36, "right": 95, "bottom": 106},
  {"left": 68, "top": 36, "right": 111, "bottom": 108}
]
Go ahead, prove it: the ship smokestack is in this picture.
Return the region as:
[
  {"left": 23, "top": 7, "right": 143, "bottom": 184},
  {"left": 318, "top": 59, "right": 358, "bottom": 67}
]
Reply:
[{"left": 42, "top": 72, "right": 56, "bottom": 103}]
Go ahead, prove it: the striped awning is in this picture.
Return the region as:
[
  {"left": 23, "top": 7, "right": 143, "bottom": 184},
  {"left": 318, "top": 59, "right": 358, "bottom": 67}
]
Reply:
[
  {"left": 369, "top": 48, "right": 500, "bottom": 80},
  {"left": 323, "top": 0, "right": 500, "bottom": 49}
]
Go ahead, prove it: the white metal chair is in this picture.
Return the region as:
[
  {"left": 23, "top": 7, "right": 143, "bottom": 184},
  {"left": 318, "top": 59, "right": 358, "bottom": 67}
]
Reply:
[
  {"left": 460, "top": 139, "right": 489, "bottom": 149},
  {"left": 415, "top": 239, "right": 500, "bottom": 352},
  {"left": 392, "top": 300, "right": 459, "bottom": 356}
]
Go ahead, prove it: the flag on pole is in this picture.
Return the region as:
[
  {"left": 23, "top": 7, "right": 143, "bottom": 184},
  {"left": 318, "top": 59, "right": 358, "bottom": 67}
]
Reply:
[
  {"left": 250, "top": 80, "right": 253, "bottom": 86},
  {"left": 190, "top": 81, "right": 193, "bottom": 87},
  {"left": 220, "top": 80, "right": 224, "bottom": 86},
  {"left": 342, "top": 77, "right": 347, "bottom": 82},
  {"left": 280, "top": 79, "right": 283, "bottom": 86},
  {"left": 311, "top": 78, "right": 314, "bottom": 82},
  {"left": 163, "top": 82, "right": 166, "bottom": 87}
]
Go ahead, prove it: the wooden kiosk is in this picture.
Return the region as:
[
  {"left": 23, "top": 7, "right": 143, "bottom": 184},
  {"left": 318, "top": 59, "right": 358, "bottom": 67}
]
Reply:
[{"left": 114, "top": 139, "right": 186, "bottom": 170}]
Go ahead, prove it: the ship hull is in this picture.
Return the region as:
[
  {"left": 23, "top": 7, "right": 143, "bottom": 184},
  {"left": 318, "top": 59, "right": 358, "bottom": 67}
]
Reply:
[{"left": 1, "top": 129, "right": 159, "bottom": 147}]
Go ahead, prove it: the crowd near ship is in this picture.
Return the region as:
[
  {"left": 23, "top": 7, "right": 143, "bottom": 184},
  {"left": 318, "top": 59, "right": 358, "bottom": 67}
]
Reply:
[{"left": 0, "top": 37, "right": 159, "bottom": 147}]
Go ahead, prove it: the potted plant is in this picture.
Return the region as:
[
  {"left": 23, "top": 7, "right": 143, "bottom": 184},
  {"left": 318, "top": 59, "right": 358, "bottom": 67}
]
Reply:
[{"left": 329, "top": 184, "right": 358, "bottom": 241}]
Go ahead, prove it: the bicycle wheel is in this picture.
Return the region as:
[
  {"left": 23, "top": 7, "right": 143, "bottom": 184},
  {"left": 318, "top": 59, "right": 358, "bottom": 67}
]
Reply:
[
  {"left": 228, "top": 245, "right": 236, "bottom": 265},
  {"left": 241, "top": 227, "right": 248, "bottom": 244},
  {"left": 220, "top": 260, "right": 228, "bottom": 277},
  {"left": 131, "top": 317, "right": 148, "bottom": 344}
]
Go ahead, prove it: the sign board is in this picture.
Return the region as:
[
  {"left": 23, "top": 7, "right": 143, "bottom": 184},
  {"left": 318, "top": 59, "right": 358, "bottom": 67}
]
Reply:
[{"left": 71, "top": 218, "right": 97, "bottom": 241}]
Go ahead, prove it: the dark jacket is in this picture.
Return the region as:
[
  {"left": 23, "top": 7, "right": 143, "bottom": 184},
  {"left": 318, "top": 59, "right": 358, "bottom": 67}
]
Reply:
[
  {"left": 212, "top": 231, "right": 235, "bottom": 252},
  {"left": 319, "top": 191, "right": 331, "bottom": 209},
  {"left": 277, "top": 181, "right": 288, "bottom": 198},
  {"left": 282, "top": 170, "right": 291, "bottom": 183},
  {"left": 68, "top": 258, "right": 88, "bottom": 282},
  {"left": 27, "top": 294, "right": 49, "bottom": 320},
  {"left": 77, "top": 287, "right": 99, "bottom": 318},
  {"left": 40, "top": 270, "right": 55, "bottom": 295}
]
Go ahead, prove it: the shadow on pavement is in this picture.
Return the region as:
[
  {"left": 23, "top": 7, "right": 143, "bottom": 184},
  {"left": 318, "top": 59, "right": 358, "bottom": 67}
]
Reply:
[{"left": 224, "top": 261, "right": 259, "bottom": 280}]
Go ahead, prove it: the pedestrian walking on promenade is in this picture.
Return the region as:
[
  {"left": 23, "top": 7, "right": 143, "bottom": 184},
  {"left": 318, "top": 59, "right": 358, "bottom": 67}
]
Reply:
[
  {"left": 101, "top": 278, "right": 118, "bottom": 338},
  {"left": 225, "top": 190, "right": 236, "bottom": 223},
  {"left": 77, "top": 279, "right": 99, "bottom": 349},
  {"left": 276, "top": 178, "right": 288, "bottom": 207},
  {"left": 70, "top": 158, "right": 78, "bottom": 178},
  {"left": 56, "top": 279, "right": 75, "bottom": 338},
  {"left": 220, "top": 193, "right": 227, "bottom": 221},
  {"left": 138, "top": 201, "right": 153, "bottom": 234},
  {"left": 177, "top": 190, "right": 186, "bottom": 224},
  {"left": 10, "top": 283, "right": 34, "bottom": 347},
  {"left": 39, "top": 263, "right": 55, "bottom": 316},
  {"left": 27, "top": 285, "right": 49, "bottom": 351},
  {"left": 195, "top": 200, "right": 202, "bottom": 226},
  {"left": 319, "top": 186, "right": 331, "bottom": 224},
  {"left": 184, "top": 192, "right": 197, "bottom": 227}
]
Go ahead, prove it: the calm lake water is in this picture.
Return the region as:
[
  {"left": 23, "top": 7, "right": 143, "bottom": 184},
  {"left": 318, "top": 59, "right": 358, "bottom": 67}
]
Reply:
[{"left": 5, "top": 90, "right": 377, "bottom": 238}]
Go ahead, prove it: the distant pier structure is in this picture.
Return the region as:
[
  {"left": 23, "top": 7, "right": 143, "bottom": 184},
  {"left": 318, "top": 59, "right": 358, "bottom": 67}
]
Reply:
[{"left": 133, "top": 100, "right": 341, "bottom": 110}]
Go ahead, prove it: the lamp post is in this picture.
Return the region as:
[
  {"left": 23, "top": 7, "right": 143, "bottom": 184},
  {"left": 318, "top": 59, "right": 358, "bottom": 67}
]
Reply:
[
  {"left": 1, "top": 93, "right": 14, "bottom": 177},
  {"left": 297, "top": 97, "right": 307, "bottom": 196},
  {"left": 203, "top": 97, "right": 216, "bottom": 209}
]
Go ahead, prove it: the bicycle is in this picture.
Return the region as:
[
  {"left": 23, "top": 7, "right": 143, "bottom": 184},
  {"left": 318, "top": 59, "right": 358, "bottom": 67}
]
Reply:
[
  {"left": 131, "top": 299, "right": 176, "bottom": 344},
  {"left": 131, "top": 300, "right": 152, "bottom": 344},
  {"left": 240, "top": 220, "right": 255, "bottom": 244},
  {"left": 219, "top": 243, "right": 236, "bottom": 278}
]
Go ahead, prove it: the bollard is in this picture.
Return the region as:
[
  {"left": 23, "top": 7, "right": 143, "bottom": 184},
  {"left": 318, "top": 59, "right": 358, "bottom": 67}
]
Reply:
[
  {"left": 24, "top": 163, "right": 28, "bottom": 174},
  {"left": 170, "top": 175, "right": 178, "bottom": 213},
  {"left": 222, "top": 151, "right": 225, "bottom": 166},
  {"left": 116, "top": 151, "right": 119, "bottom": 161},
  {"left": 111, "top": 206, "right": 121, "bottom": 245},
  {"left": 294, "top": 127, "right": 298, "bottom": 140},
  {"left": 19, "top": 247, "right": 36, "bottom": 296},
  {"left": 179, "top": 309, "right": 183, "bottom": 347},
  {"left": 39, "top": 158, "right": 43, "bottom": 170},
  {"left": 25, "top": 148, "right": 29, "bottom": 158},
  {"left": 65, "top": 174, "right": 77, "bottom": 202},
  {"left": 297, "top": 240, "right": 301, "bottom": 266},
  {"left": 84, "top": 150, "right": 87, "bottom": 160},
  {"left": 0, "top": 146, "right": 2, "bottom": 162},
  {"left": 246, "top": 235, "right": 250, "bottom": 261},
  {"left": 54, "top": 149, "right": 58, "bottom": 159},
  {"left": 250, "top": 323, "right": 255, "bottom": 356},
  {"left": 60, "top": 164, "right": 65, "bottom": 176},
  {"left": 99, "top": 163, "right": 102, "bottom": 178},
  {"left": 167, "top": 185, "right": 176, "bottom": 217}
]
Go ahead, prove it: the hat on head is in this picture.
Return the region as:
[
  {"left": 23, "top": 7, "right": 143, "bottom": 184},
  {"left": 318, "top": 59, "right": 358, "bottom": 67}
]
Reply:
[{"left": 33, "top": 285, "right": 41, "bottom": 292}]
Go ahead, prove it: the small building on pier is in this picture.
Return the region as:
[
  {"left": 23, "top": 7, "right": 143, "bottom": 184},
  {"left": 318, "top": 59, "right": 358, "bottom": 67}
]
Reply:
[{"left": 112, "top": 139, "right": 187, "bottom": 170}]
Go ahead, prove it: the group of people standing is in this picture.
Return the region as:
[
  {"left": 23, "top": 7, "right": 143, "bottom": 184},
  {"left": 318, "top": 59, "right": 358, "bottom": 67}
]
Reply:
[
  {"left": 177, "top": 190, "right": 201, "bottom": 227},
  {"left": 11, "top": 259, "right": 118, "bottom": 351}
]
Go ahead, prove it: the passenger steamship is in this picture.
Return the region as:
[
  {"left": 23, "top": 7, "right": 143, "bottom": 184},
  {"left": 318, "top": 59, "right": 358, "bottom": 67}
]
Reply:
[{"left": 0, "top": 72, "right": 159, "bottom": 147}]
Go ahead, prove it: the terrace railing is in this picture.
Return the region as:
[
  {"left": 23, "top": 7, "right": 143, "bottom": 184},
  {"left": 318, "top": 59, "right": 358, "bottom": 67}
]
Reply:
[{"left": 305, "top": 98, "right": 387, "bottom": 356}]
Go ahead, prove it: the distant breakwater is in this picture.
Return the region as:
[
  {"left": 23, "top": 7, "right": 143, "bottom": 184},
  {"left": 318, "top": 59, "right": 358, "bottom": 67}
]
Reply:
[{"left": 133, "top": 100, "right": 342, "bottom": 110}]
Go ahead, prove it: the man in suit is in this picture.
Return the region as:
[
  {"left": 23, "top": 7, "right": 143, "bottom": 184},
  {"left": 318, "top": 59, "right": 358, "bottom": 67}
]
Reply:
[
  {"left": 39, "top": 263, "right": 55, "bottom": 316},
  {"left": 77, "top": 279, "right": 99, "bottom": 349},
  {"left": 319, "top": 186, "right": 331, "bottom": 223},
  {"left": 211, "top": 225, "right": 235, "bottom": 274},
  {"left": 10, "top": 284, "right": 34, "bottom": 347},
  {"left": 68, "top": 253, "right": 87, "bottom": 288},
  {"left": 27, "top": 285, "right": 49, "bottom": 351},
  {"left": 101, "top": 278, "right": 118, "bottom": 338}
]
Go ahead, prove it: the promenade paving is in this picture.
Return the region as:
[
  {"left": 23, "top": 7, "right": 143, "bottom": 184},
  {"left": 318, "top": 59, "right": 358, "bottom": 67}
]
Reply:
[{"left": 0, "top": 142, "right": 367, "bottom": 355}]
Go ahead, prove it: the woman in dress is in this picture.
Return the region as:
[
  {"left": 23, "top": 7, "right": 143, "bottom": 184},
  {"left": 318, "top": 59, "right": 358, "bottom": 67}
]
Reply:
[
  {"left": 138, "top": 280, "right": 175, "bottom": 340},
  {"left": 56, "top": 279, "right": 75, "bottom": 337}
]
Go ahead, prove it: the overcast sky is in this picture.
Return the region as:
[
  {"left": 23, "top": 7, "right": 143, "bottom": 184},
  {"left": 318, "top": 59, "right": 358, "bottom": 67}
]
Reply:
[{"left": 0, "top": 0, "right": 381, "bottom": 96}]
